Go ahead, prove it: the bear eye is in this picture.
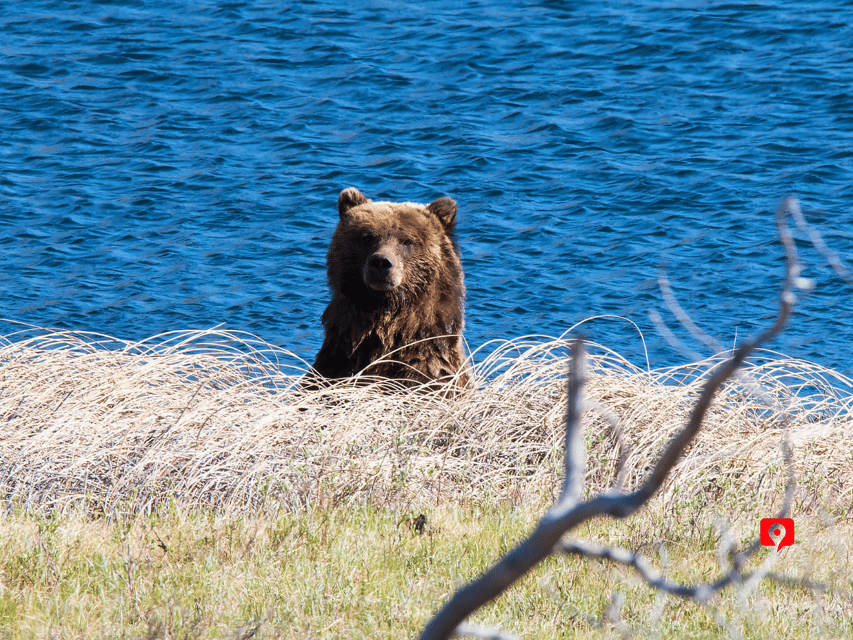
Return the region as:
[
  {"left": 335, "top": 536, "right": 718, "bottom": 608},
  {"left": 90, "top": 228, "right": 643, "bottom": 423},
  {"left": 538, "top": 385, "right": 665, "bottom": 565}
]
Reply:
[
  {"left": 400, "top": 238, "right": 414, "bottom": 247},
  {"left": 358, "top": 231, "right": 375, "bottom": 243}
]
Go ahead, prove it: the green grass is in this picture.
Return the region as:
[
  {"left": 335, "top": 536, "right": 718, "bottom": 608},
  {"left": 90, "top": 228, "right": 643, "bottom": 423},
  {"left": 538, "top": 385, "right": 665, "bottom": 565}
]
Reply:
[{"left": 0, "top": 501, "right": 849, "bottom": 639}]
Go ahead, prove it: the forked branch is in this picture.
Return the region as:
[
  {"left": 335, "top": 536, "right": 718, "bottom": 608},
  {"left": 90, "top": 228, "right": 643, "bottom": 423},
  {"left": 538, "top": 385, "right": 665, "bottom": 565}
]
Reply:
[{"left": 419, "top": 198, "right": 807, "bottom": 640}]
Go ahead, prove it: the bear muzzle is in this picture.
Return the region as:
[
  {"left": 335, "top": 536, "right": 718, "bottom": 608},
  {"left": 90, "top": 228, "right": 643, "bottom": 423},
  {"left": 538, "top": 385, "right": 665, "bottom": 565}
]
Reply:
[{"left": 364, "top": 252, "right": 403, "bottom": 291}]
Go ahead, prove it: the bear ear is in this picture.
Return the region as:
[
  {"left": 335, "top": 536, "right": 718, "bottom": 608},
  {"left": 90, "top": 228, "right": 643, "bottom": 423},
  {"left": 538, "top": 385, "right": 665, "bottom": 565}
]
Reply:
[
  {"left": 338, "top": 188, "right": 368, "bottom": 218},
  {"left": 426, "top": 197, "right": 458, "bottom": 232}
]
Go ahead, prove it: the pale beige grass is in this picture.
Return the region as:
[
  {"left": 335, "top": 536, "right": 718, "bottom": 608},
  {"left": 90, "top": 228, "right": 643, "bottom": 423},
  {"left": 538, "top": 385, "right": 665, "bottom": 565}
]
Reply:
[{"left": 0, "top": 325, "right": 850, "bottom": 519}]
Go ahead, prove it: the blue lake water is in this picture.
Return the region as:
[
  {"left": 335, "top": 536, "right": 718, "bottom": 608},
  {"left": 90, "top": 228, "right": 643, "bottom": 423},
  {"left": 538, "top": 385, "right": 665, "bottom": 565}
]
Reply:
[{"left": 2, "top": 1, "right": 852, "bottom": 374}]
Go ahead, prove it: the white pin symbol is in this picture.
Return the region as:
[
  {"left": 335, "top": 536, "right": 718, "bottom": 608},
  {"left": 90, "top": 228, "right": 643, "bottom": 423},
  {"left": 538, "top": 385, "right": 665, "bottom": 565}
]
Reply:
[{"left": 768, "top": 522, "right": 787, "bottom": 551}]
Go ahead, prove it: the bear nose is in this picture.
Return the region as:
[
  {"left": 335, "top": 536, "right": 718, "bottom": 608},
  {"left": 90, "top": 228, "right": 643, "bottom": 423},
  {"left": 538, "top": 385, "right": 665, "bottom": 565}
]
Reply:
[{"left": 368, "top": 253, "right": 394, "bottom": 272}]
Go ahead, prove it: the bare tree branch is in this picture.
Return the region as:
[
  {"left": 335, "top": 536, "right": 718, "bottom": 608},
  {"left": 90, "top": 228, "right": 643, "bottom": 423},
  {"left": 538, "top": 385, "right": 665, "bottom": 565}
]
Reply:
[
  {"left": 418, "top": 198, "right": 809, "bottom": 640},
  {"left": 559, "top": 539, "right": 718, "bottom": 600},
  {"left": 604, "top": 591, "right": 630, "bottom": 638},
  {"left": 584, "top": 399, "right": 632, "bottom": 492},
  {"left": 647, "top": 307, "right": 704, "bottom": 363},
  {"left": 559, "top": 535, "right": 830, "bottom": 603},
  {"left": 419, "top": 340, "right": 592, "bottom": 640},
  {"left": 658, "top": 267, "right": 725, "bottom": 354},
  {"left": 560, "top": 338, "right": 587, "bottom": 505},
  {"left": 787, "top": 197, "right": 853, "bottom": 288},
  {"left": 637, "top": 198, "right": 800, "bottom": 504},
  {"left": 763, "top": 572, "right": 827, "bottom": 592}
]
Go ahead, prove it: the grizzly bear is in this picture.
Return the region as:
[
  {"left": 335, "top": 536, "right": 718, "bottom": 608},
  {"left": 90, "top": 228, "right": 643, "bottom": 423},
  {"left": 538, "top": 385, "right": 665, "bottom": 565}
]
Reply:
[{"left": 309, "top": 187, "right": 471, "bottom": 390}]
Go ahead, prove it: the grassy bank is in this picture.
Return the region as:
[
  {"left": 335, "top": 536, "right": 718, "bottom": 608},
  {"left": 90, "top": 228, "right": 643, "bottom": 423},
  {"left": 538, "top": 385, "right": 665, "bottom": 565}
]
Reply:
[
  {"left": 0, "top": 503, "right": 850, "bottom": 639},
  {"left": 0, "top": 326, "right": 851, "bottom": 637},
  {"left": 1, "top": 327, "right": 851, "bottom": 519}
]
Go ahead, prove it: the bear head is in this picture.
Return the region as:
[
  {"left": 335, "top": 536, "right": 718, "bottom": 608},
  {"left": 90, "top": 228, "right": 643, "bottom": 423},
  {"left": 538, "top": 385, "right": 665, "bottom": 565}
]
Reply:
[{"left": 327, "top": 187, "right": 462, "bottom": 313}]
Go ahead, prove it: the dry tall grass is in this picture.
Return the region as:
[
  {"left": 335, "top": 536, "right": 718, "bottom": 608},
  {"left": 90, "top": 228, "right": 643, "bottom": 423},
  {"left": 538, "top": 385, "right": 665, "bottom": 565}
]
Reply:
[{"left": 1, "top": 323, "right": 850, "bottom": 519}]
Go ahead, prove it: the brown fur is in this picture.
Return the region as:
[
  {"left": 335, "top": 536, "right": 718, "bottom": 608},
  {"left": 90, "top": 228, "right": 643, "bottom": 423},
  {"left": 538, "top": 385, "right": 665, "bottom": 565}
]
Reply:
[{"left": 309, "top": 187, "right": 471, "bottom": 389}]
